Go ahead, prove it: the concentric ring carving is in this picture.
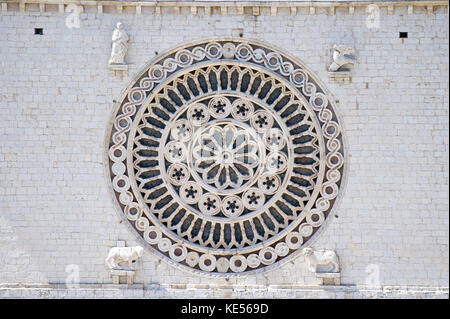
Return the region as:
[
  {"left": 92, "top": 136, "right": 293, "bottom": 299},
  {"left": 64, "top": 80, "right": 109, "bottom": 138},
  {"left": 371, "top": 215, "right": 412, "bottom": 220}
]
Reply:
[{"left": 107, "top": 39, "right": 345, "bottom": 274}]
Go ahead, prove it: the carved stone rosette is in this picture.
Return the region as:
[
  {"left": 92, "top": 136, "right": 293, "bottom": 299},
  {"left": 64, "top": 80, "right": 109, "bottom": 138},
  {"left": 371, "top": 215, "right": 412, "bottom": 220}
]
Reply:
[{"left": 106, "top": 39, "right": 346, "bottom": 275}]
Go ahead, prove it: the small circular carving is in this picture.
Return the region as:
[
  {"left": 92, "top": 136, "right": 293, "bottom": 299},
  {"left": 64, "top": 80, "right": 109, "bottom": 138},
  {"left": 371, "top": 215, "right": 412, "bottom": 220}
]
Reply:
[
  {"left": 167, "top": 163, "right": 190, "bottom": 185},
  {"left": 164, "top": 141, "right": 187, "bottom": 163},
  {"left": 119, "top": 191, "right": 133, "bottom": 205},
  {"left": 144, "top": 226, "right": 162, "bottom": 245},
  {"left": 171, "top": 119, "right": 193, "bottom": 142},
  {"left": 251, "top": 110, "right": 273, "bottom": 133},
  {"left": 208, "top": 96, "right": 231, "bottom": 119},
  {"left": 264, "top": 128, "right": 287, "bottom": 151},
  {"left": 275, "top": 242, "right": 290, "bottom": 257},
  {"left": 180, "top": 182, "right": 202, "bottom": 205},
  {"left": 258, "top": 174, "right": 281, "bottom": 195},
  {"left": 259, "top": 247, "right": 277, "bottom": 265},
  {"left": 285, "top": 232, "right": 303, "bottom": 249},
  {"left": 169, "top": 244, "right": 187, "bottom": 262},
  {"left": 231, "top": 98, "right": 254, "bottom": 121},
  {"left": 112, "top": 162, "right": 126, "bottom": 175},
  {"left": 199, "top": 193, "right": 222, "bottom": 216},
  {"left": 266, "top": 152, "right": 288, "bottom": 173},
  {"left": 136, "top": 217, "right": 149, "bottom": 231},
  {"left": 199, "top": 254, "right": 217, "bottom": 272},
  {"left": 247, "top": 254, "right": 261, "bottom": 269},
  {"left": 221, "top": 195, "right": 244, "bottom": 218},
  {"left": 229, "top": 255, "right": 247, "bottom": 273},
  {"left": 306, "top": 210, "right": 325, "bottom": 227},
  {"left": 113, "top": 175, "right": 130, "bottom": 193},
  {"left": 299, "top": 224, "right": 314, "bottom": 237},
  {"left": 186, "top": 251, "right": 200, "bottom": 267},
  {"left": 242, "top": 188, "right": 265, "bottom": 210},
  {"left": 109, "top": 145, "right": 126, "bottom": 162},
  {"left": 158, "top": 238, "right": 172, "bottom": 252},
  {"left": 216, "top": 257, "right": 230, "bottom": 272},
  {"left": 125, "top": 202, "right": 140, "bottom": 221},
  {"left": 222, "top": 43, "right": 236, "bottom": 59},
  {"left": 187, "top": 103, "right": 210, "bottom": 126}
]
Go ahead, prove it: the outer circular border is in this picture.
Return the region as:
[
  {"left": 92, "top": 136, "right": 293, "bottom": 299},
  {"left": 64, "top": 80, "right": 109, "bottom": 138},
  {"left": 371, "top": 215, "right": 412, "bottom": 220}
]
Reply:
[{"left": 104, "top": 38, "right": 348, "bottom": 277}]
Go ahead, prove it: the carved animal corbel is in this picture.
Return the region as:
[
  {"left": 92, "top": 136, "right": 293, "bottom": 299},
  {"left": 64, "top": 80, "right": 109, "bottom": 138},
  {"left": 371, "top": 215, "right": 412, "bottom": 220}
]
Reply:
[
  {"left": 329, "top": 44, "right": 356, "bottom": 72},
  {"left": 302, "top": 247, "right": 339, "bottom": 273}
]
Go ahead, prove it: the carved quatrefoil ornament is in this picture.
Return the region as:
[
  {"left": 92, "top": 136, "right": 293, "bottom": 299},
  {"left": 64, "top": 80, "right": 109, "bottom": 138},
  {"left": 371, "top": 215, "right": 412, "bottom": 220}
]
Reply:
[{"left": 106, "top": 39, "right": 346, "bottom": 275}]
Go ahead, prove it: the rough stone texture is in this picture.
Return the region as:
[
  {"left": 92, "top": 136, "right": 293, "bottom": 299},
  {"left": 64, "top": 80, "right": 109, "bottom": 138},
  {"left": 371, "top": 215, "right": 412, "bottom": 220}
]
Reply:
[
  {"left": 0, "top": 284, "right": 448, "bottom": 299},
  {"left": 0, "top": 2, "right": 448, "bottom": 298}
]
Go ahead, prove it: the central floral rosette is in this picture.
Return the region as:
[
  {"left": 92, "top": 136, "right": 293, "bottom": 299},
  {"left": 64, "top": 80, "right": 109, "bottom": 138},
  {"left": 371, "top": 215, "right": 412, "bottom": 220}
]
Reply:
[{"left": 190, "top": 122, "right": 262, "bottom": 194}]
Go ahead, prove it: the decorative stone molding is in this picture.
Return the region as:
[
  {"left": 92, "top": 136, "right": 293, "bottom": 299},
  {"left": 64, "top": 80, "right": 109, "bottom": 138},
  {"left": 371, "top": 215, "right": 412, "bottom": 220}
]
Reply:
[
  {"left": 302, "top": 247, "right": 340, "bottom": 285},
  {"left": 1, "top": 284, "right": 448, "bottom": 298},
  {"left": 0, "top": 1, "right": 448, "bottom": 16},
  {"left": 328, "top": 71, "right": 352, "bottom": 85},
  {"left": 110, "top": 269, "right": 136, "bottom": 284},
  {"left": 106, "top": 38, "right": 347, "bottom": 276},
  {"left": 316, "top": 272, "right": 341, "bottom": 285}
]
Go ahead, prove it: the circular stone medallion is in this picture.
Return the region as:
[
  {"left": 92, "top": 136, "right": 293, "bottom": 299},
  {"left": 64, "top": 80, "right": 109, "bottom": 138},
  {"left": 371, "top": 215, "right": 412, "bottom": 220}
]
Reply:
[{"left": 106, "top": 39, "right": 345, "bottom": 275}]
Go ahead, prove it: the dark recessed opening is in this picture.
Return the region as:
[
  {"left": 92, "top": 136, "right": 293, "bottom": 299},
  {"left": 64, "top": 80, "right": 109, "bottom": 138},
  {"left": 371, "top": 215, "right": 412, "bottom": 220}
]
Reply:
[
  {"left": 239, "top": 32, "right": 243, "bottom": 38},
  {"left": 399, "top": 32, "right": 408, "bottom": 39},
  {"left": 34, "top": 28, "right": 43, "bottom": 35}
]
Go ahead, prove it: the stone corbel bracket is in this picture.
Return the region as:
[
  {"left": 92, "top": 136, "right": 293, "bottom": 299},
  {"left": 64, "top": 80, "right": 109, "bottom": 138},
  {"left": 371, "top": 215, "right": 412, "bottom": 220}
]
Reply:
[
  {"left": 0, "top": 1, "right": 448, "bottom": 16},
  {"left": 316, "top": 272, "right": 341, "bottom": 286},
  {"left": 108, "top": 64, "right": 129, "bottom": 78},
  {"left": 302, "top": 247, "right": 341, "bottom": 286},
  {"left": 328, "top": 71, "right": 352, "bottom": 85}
]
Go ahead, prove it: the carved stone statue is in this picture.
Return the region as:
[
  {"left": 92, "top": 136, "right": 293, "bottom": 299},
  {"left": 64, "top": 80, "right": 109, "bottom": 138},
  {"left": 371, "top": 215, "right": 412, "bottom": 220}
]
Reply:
[
  {"left": 105, "top": 246, "right": 143, "bottom": 270},
  {"left": 108, "top": 22, "right": 129, "bottom": 66},
  {"left": 302, "top": 247, "right": 339, "bottom": 273},
  {"left": 329, "top": 44, "right": 356, "bottom": 72}
]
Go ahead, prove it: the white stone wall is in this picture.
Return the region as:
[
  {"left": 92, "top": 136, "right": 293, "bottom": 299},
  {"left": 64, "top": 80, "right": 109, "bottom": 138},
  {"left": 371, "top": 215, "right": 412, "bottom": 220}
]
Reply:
[{"left": 0, "top": 2, "right": 448, "bottom": 297}]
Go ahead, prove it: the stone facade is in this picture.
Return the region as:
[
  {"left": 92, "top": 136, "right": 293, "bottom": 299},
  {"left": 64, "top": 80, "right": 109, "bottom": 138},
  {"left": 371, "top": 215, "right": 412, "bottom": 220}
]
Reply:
[{"left": 0, "top": 0, "right": 448, "bottom": 298}]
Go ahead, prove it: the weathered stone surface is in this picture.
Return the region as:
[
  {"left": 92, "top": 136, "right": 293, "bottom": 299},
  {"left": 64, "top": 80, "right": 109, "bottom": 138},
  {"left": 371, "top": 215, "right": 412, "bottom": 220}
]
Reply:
[{"left": 0, "top": 0, "right": 448, "bottom": 298}]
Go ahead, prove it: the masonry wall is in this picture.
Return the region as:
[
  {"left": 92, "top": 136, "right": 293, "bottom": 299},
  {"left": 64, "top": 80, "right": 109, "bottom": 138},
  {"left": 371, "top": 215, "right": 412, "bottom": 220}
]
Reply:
[{"left": 0, "top": 3, "right": 448, "bottom": 298}]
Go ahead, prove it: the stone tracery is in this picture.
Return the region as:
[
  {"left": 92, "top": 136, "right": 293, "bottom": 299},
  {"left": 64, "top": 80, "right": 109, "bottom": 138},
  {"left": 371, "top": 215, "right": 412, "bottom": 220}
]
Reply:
[{"left": 107, "top": 39, "right": 345, "bottom": 274}]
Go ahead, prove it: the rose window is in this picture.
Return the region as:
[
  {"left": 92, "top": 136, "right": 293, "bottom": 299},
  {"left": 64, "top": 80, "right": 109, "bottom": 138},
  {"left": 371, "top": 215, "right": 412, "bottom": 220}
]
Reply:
[{"left": 107, "top": 40, "right": 345, "bottom": 274}]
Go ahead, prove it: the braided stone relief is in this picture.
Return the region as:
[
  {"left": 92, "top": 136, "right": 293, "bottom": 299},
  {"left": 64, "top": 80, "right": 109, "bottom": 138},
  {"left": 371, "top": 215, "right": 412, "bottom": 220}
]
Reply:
[{"left": 106, "top": 39, "right": 345, "bottom": 275}]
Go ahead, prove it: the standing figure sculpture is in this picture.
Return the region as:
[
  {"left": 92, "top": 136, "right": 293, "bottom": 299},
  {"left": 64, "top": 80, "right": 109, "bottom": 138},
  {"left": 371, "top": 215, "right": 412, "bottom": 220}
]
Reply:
[{"left": 108, "top": 22, "right": 129, "bottom": 66}]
